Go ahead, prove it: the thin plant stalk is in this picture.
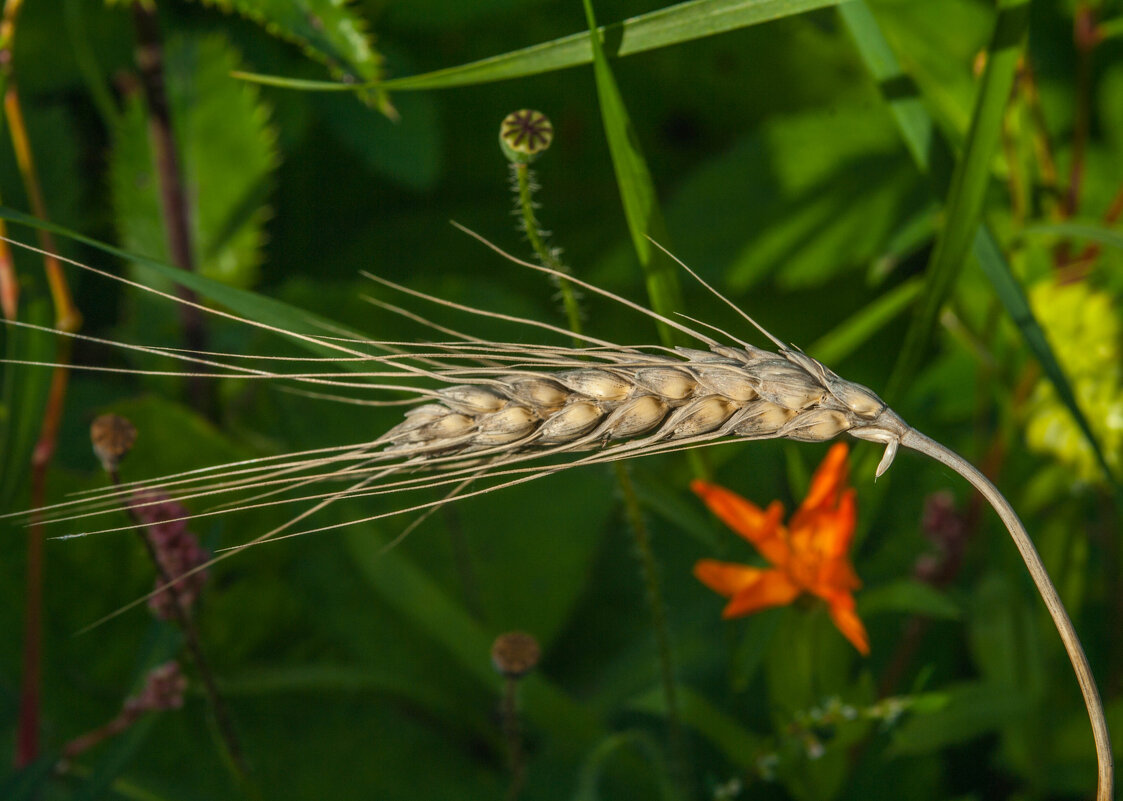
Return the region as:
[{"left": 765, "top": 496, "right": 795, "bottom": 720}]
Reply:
[
  {"left": 900, "top": 428, "right": 1112, "bottom": 801},
  {"left": 2, "top": 0, "right": 83, "bottom": 765},
  {"left": 131, "top": 1, "right": 210, "bottom": 412},
  {"left": 106, "top": 465, "right": 255, "bottom": 793}
]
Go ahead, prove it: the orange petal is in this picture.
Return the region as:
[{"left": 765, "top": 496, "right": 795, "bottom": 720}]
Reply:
[
  {"left": 793, "top": 443, "right": 850, "bottom": 523},
  {"left": 827, "top": 595, "right": 869, "bottom": 655},
  {"left": 692, "top": 481, "right": 789, "bottom": 565},
  {"left": 693, "top": 560, "right": 766, "bottom": 598},
  {"left": 722, "top": 569, "right": 801, "bottom": 618}
]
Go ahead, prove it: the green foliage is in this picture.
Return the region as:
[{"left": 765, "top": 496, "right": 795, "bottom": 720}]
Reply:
[
  {"left": 110, "top": 33, "right": 278, "bottom": 289},
  {"left": 197, "top": 0, "right": 391, "bottom": 112},
  {"left": 0, "top": 0, "right": 1120, "bottom": 800}
]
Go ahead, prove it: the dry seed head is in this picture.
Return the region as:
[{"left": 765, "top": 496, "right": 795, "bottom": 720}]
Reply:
[
  {"left": 491, "top": 631, "right": 541, "bottom": 678},
  {"left": 378, "top": 342, "right": 908, "bottom": 465},
  {"left": 499, "top": 110, "right": 554, "bottom": 164},
  {"left": 90, "top": 413, "right": 137, "bottom": 472}
]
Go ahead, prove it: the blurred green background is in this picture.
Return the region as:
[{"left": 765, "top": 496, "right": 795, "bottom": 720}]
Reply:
[{"left": 1, "top": 0, "right": 1122, "bottom": 798}]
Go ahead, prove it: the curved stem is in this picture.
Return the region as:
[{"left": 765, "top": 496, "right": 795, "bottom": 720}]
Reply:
[{"left": 900, "top": 427, "right": 1113, "bottom": 801}]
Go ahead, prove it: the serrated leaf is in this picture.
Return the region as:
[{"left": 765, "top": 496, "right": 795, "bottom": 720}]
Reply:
[
  {"left": 110, "top": 33, "right": 279, "bottom": 291},
  {"left": 197, "top": 0, "right": 390, "bottom": 112}
]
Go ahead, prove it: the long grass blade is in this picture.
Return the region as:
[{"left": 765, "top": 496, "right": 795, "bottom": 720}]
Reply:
[
  {"left": 582, "top": 0, "right": 686, "bottom": 350},
  {"left": 840, "top": 2, "right": 1119, "bottom": 488},
  {"left": 885, "top": 0, "right": 1030, "bottom": 399},
  {"left": 234, "top": 0, "right": 843, "bottom": 93}
]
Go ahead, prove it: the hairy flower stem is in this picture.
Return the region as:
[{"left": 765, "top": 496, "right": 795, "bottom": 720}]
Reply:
[
  {"left": 615, "top": 462, "right": 688, "bottom": 794},
  {"left": 900, "top": 428, "right": 1113, "bottom": 801},
  {"left": 512, "top": 163, "right": 583, "bottom": 340},
  {"left": 512, "top": 163, "right": 689, "bottom": 795},
  {"left": 108, "top": 468, "right": 255, "bottom": 793}
]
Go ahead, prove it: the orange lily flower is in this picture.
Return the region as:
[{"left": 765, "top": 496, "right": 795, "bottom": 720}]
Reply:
[{"left": 692, "top": 442, "right": 869, "bottom": 655}]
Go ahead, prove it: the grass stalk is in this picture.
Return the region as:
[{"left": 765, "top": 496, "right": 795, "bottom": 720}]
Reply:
[{"left": 900, "top": 428, "right": 1113, "bottom": 801}]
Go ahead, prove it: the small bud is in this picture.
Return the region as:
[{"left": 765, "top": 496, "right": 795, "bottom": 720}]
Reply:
[
  {"left": 491, "top": 631, "right": 540, "bottom": 678},
  {"left": 499, "top": 110, "right": 554, "bottom": 164},
  {"left": 91, "top": 414, "right": 137, "bottom": 472}
]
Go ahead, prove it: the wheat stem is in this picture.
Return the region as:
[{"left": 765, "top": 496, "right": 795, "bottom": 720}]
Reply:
[{"left": 899, "top": 427, "right": 1112, "bottom": 801}]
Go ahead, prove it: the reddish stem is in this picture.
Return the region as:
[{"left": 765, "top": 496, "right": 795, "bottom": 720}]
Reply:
[{"left": 130, "top": 2, "right": 210, "bottom": 412}]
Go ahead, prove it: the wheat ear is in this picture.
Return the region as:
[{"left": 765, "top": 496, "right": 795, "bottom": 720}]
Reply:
[{"left": 1, "top": 231, "right": 1112, "bottom": 800}]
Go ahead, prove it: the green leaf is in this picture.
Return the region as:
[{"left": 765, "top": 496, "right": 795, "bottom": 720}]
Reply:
[
  {"left": 196, "top": 0, "right": 390, "bottom": 112},
  {"left": 857, "top": 578, "right": 961, "bottom": 621},
  {"left": 0, "top": 301, "right": 53, "bottom": 513},
  {"left": 0, "top": 207, "right": 366, "bottom": 362},
  {"left": 236, "top": 0, "right": 844, "bottom": 93},
  {"left": 110, "top": 33, "right": 279, "bottom": 290},
  {"left": 668, "top": 106, "right": 928, "bottom": 292},
  {"left": 889, "top": 681, "right": 1028, "bottom": 756},
  {"left": 886, "top": 0, "right": 1030, "bottom": 399},
  {"left": 808, "top": 278, "right": 923, "bottom": 364},
  {"left": 841, "top": 1, "right": 1120, "bottom": 490},
  {"left": 573, "top": 731, "right": 679, "bottom": 801},
  {"left": 1019, "top": 221, "right": 1123, "bottom": 253},
  {"left": 343, "top": 525, "right": 606, "bottom": 758},
  {"left": 629, "top": 685, "right": 765, "bottom": 770},
  {"left": 582, "top": 0, "right": 684, "bottom": 349}
]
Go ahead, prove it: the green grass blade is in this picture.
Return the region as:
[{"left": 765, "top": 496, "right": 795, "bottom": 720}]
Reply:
[
  {"left": 972, "top": 228, "right": 1119, "bottom": 486},
  {"left": 842, "top": 2, "right": 1120, "bottom": 487},
  {"left": 343, "top": 528, "right": 605, "bottom": 757},
  {"left": 236, "top": 0, "right": 843, "bottom": 93},
  {"left": 0, "top": 207, "right": 366, "bottom": 360},
  {"left": 630, "top": 685, "right": 765, "bottom": 770},
  {"left": 1019, "top": 221, "right": 1123, "bottom": 252},
  {"left": 886, "top": 0, "right": 1030, "bottom": 399},
  {"left": 582, "top": 0, "right": 685, "bottom": 349},
  {"left": 808, "top": 277, "right": 923, "bottom": 365}
]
